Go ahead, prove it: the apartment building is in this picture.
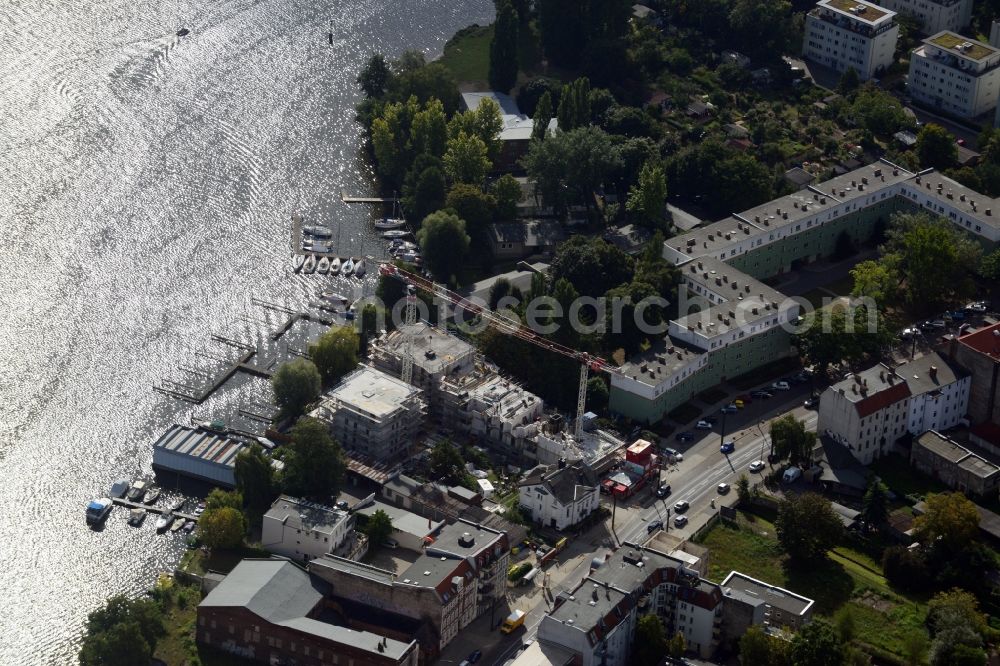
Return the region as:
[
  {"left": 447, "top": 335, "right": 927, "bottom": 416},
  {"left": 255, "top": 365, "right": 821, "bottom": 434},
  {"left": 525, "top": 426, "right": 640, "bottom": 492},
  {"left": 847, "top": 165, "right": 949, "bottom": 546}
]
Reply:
[
  {"left": 803, "top": 0, "right": 899, "bottom": 80},
  {"left": 440, "top": 370, "right": 545, "bottom": 457},
  {"left": 909, "top": 32, "right": 1000, "bottom": 119},
  {"left": 946, "top": 322, "right": 1000, "bottom": 425},
  {"left": 876, "top": 0, "right": 971, "bottom": 34},
  {"left": 817, "top": 352, "right": 969, "bottom": 464},
  {"left": 197, "top": 559, "right": 419, "bottom": 666},
  {"left": 425, "top": 519, "right": 510, "bottom": 624},
  {"left": 369, "top": 322, "right": 476, "bottom": 419},
  {"left": 719, "top": 572, "right": 814, "bottom": 645},
  {"left": 537, "top": 544, "right": 724, "bottom": 663},
  {"left": 261, "top": 496, "right": 354, "bottom": 563},
  {"left": 309, "top": 366, "right": 425, "bottom": 461},
  {"left": 608, "top": 158, "right": 1000, "bottom": 425},
  {"left": 518, "top": 461, "right": 600, "bottom": 530}
]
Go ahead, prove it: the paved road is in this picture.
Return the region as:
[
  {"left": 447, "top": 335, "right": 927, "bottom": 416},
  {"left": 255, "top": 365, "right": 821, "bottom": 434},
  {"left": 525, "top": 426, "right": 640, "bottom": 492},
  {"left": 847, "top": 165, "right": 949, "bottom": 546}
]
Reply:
[{"left": 489, "top": 388, "right": 820, "bottom": 665}]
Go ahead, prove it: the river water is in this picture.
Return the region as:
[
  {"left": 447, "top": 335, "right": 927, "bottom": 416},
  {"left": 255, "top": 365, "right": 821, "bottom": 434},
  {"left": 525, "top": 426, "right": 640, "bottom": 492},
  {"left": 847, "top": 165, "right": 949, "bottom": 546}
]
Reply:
[{"left": 0, "top": 0, "right": 491, "bottom": 662}]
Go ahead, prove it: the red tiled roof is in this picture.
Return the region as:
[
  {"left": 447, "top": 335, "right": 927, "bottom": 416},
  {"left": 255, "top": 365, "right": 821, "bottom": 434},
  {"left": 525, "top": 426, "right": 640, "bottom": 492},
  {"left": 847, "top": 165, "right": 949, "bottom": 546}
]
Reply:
[
  {"left": 959, "top": 322, "right": 1000, "bottom": 361},
  {"left": 854, "top": 383, "right": 910, "bottom": 418}
]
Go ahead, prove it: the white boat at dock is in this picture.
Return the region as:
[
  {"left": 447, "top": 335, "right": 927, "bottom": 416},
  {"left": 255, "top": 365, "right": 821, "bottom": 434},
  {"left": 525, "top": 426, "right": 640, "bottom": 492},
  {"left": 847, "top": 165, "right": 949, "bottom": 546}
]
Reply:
[
  {"left": 317, "top": 256, "right": 330, "bottom": 274},
  {"left": 155, "top": 512, "right": 174, "bottom": 532},
  {"left": 341, "top": 257, "right": 355, "bottom": 276},
  {"left": 303, "top": 255, "right": 317, "bottom": 273},
  {"left": 330, "top": 257, "right": 341, "bottom": 273},
  {"left": 126, "top": 480, "right": 147, "bottom": 502},
  {"left": 353, "top": 258, "right": 366, "bottom": 278},
  {"left": 302, "top": 225, "right": 333, "bottom": 238},
  {"left": 128, "top": 508, "right": 146, "bottom": 527},
  {"left": 109, "top": 478, "right": 130, "bottom": 498},
  {"left": 85, "top": 498, "right": 113, "bottom": 525},
  {"left": 170, "top": 518, "right": 185, "bottom": 533},
  {"left": 374, "top": 218, "right": 407, "bottom": 230},
  {"left": 293, "top": 254, "right": 306, "bottom": 272},
  {"left": 382, "top": 229, "right": 411, "bottom": 239},
  {"left": 144, "top": 486, "right": 160, "bottom": 504}
]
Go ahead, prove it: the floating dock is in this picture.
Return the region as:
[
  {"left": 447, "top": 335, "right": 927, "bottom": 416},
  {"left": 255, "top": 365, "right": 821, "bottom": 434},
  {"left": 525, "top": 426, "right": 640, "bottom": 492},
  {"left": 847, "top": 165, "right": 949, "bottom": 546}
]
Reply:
[
  {"left": 111, "top": 497, "right": 199, "bottom": 522},
  {"left": 341, "top": 192, "right": 398, "bottom": 204}
]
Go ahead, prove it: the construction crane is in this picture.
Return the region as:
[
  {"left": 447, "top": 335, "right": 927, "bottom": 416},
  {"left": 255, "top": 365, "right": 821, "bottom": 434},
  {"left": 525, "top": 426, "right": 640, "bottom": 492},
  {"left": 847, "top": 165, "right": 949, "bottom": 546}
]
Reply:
[{"left": 379, "top": 263, "right": 620, "bottom": 439}]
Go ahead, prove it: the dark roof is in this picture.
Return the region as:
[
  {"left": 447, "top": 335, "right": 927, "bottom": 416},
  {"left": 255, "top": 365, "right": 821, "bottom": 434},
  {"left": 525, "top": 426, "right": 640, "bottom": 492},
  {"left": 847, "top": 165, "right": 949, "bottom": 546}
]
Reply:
[
  {"left": 520, "top": 463, "right": 598, "bottom": 505},
  {"left": 900, "top": 352, "right": 968, "bottom": 394},
  {"left": 784, "top": 166, "right": 815, "bottom": 187},
  {"left": 200, "top": 559, "right": 326, "bottom": 622},
  {"left": 489, "top": 221, "right": 565, "bottom": 247}
]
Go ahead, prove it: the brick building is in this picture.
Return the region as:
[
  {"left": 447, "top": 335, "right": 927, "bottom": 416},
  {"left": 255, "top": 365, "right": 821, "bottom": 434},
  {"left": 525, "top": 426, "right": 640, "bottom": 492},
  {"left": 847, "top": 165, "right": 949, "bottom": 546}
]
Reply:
[{"left": 947, "top": 322, "right": 1000, "bottom": 426}]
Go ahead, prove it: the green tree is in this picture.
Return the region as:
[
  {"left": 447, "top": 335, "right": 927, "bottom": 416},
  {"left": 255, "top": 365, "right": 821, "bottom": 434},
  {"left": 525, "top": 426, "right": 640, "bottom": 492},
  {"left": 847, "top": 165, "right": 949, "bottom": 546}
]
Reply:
[
  {"left": 729, "top": 0, "right": 794, "bottom": 59},
  {"left": 446, "top": 183, "right": 497, "bottom": 231},
  {"left": 794, "top": 304, "right": 894, "bottom": 375},
  {"left": 271, "top": 357, "right": 322, "bottom": 417},
  {"left": 205, "top": 488, "right": 243, "bottom": 512},
  {"left": 850, "top": 259, "right": 900, "bottom": 308},
  {"left": 903, "top": 630, "right": 930, "bottom": 666},
  {"left": 928, "top": 588, "right": 987, "bottom": 636},
  {"left": 80, "top": 621, "right": 153, "bottom": 666},
  {"left": 532, "top": 90, "right": 553, "bottom": 141},
  {"left": 282, "top": 417, "right": 345, "bottom": 500},
  {"left": 776, "top": 492, "right": 844, "bottom": 563},
  {"left": 364, "top": 508, "right": 394, "bottom": 547},
  {"left": 235, "top": 443, "right": 277, "bottom": 523},
  {"left": 791, "top": 619, "right": 843, "bottom": 666},
  {"left": 667, "top": 631, "right": 686, "bottom": 658},
  {"left": 740, "top": 625, "right": 776, "bottom": 665},
  {"left": 417, "top": 210, "right": 471, "bottom": 282},
  {"left": 917, "top": 123, "right": 958, "bottom": 170},
  {"left": 411, "top": 98, "right": 448, "bottom": 159},
  {"left": 492, "top": 173, "right": 524, "bottom": 221},
  {"left": 370, "top": 96, "right": 421, "bottom": 187},
  {"left": 444, "top": 131, "right": 492, "bottom": 184},
  {"left": 737, "top": 474, "right": 752, "bottom": 505},
  {"left": 525, "top": 126, "right": 621, "bottom": 211},
  {"left": 199, "top": 506, "right": 246, "bottom": 549},
  {"left": 556, "top": 82, "right": 577, "bottom": 130},
  {"left": 309, "top": 325, "right": 359, "bottom": 384},
  {"left": 489, "top": 0, "right": 519, "bottom": 93},
  {"left": 834, "top": 606, "right": 856, "bottom": 643},
  {"left": 430, "top": 439, "right": 467, "bottom": 485},
  {"left": 847, "top": 85, "right": 913, "bottom": 136},
  {"left": 449, "top": 96, "right": 504, "bottom": 162},
  {"left": 770, "top": 415, "right": 816, "bottom": 465},
  {"left": 626, "top": 160, "right": 668, "bottom": 229},
  {"left": 550, "top": 235, "right": 634, "bottom": 298},
  {"left": 978, "top": 248, "right": 1000, "bottom": 282},
  {"left": 387, "top": 58, "right": 460, "bottom": 114},
  {"left": 838, "top": 66, "right": 860, "bottom": 94},
  {"left": 861, "top": 478, "right": 889, "bottom": 530},
  {"left": 633, "top": 614, "right": 669, "bottom": 666},
  {"left": 403, "top": 165, "right": 447, "bottom": 226},
  {"left": 586, "top": 376, "right": 609, "bottom": 413},
  {"left": 915, "top": 492, "right": 980, "bottom": 552},
  {"left": 357, "top": 53, "right": 391, "bottom": 99}
]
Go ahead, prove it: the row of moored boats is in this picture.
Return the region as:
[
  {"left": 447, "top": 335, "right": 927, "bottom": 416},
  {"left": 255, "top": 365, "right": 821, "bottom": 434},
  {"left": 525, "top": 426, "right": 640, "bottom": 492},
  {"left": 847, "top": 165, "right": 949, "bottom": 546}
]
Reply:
[
  {"left": 294, "top": 254, "right": 367, "bottom": 277},
  {"left": 85, "top": 478, "right": 203, "bottom": 534}
]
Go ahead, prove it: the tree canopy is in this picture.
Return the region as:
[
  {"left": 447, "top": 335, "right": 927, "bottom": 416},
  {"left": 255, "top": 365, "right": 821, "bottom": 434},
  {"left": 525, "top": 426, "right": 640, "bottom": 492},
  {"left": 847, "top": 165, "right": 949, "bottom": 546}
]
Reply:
[
  {"left": 489, "top": 0, "right": 519, "bottom": 93},
  {"left": 199, "top": 506, "right": 246, "bottom": 550},
  {"left": 309, "top": 326, "right": 359, "bottom": 385},
  {"left": 790, "top": 619, "right": 843, "bottom": 666},
  {"left": 914, "top": 492, "right": 980, "bottom": 552},
  {"left": 794, "top": 304, "right": 893, "bottom": 375},
  {"left": 282, "top": 417, "right": 345, "bottom": 500},
  {"left": 776, "top": 492, "right": 844, "bottom": 563},
  {"left": 416, "top": 210, "right": 471, "bottom": 282},
  {"left": 861, "top": 478, "right": 889, "bottom": 530},
  {"left": 430, "top": 439, "right": 470, "bottom": 486},
  {"left": 626, "top": 160, "right": 668, "bottom": 229},
  {"left": 235, "top": 443, "right": 277, "bottom": 523},
  {"left": 364, "top": 508, "right": 394, "bottom": 547},
  {"left": 80, "top": 595, "right": 164, "bottom": 666},
  {"left": 444, "top": 131, "right": 492, "bottom": 184},
  {"left": 770, "top": 415, "right": 817, "bottom": 465},
  {"left": 549, "top": 235, "right": 634, "bottom": 298},
  {"left": 917, "top": 123, "right": 957, "bottom": 170},
  {"left": 633, "top": 614, "right": 668, "bottom": 666},
  {"left": 271, "top": 357, "right": 322, "bottom": 417},
  {"left": 522, "top": 126, "right": 622, "bottom": 213}
]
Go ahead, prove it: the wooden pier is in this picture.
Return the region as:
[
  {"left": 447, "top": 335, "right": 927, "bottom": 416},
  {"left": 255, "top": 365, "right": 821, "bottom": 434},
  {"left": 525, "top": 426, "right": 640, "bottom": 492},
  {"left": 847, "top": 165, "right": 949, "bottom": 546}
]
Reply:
[
  {"left": 341, "top": 192, "right": 398, "bottom": 204},
  {"left": 111, "top": 497, "right": 199, "bottom": 522}
]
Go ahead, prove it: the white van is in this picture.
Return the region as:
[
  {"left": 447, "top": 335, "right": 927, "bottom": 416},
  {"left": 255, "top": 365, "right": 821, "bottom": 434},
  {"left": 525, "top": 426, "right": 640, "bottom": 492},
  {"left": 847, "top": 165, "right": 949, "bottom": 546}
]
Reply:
[{"left": 782, "top": 467, "right": 802, "bottom": 483}]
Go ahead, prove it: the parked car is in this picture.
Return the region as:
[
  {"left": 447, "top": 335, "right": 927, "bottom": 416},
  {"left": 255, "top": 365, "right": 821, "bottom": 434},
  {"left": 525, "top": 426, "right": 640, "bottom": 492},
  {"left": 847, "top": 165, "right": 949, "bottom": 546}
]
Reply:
[
  {"left": 720, "top": 404, "right": 738, "bottom": 414},
  {"left": 675, "top": 431, "right": 694, "bottom": 442},
  {"left": 734, "top": 399, "right": 745, "bottom": 409},
  {"left": 647, "top": 519, "right": 664, "bottom": 534},
  {"left": 674, "top": 500, "right": 690, "bottom": 513},
  {"left": 901, "top": 327, "right": 920, "bottom": 338},
  {"left": 656, "top": 484, "right": 672, "bottom": 498},
  {"left": 717, "top": 483, "right": 731, "bottom": 494},
  {"left": 674, "top": 515, "right": 689, "bottom": 528},
  {"left": 468, "top": 650, "right": 483, "bottom": 664},
  {"left": 662, "top": 448, "right": 684, "bottom": 462},
  {"left": 804, "top": 396, "right": 819, "bottom": 409},
  {"left": 749, "top": 460, "right": 766, "bottom": 473},
  {"left": 771, "top": 381, "right": 791, "bottom": 391},
  {"left": 720, "top": 441, "right": 735, "bottom": 454},
  {"left": 695, "top": 420, "right": 713, "bottom": 430},
  {"left": 705, "top": 416, "right": 719, "bottom": 425},
  {"left": 782, "top": 467, "right": 802, "bottom": 483},
  {"left": 382, "top": 537, "right": 399, "bottom": 549},
  {"left": 751, "top": 390, "right": 773, "bottom": 399},
  {"left": 736, "top": 394, "right": 753, "bottom": 404},
  {"left": 335, "top": 500, "right": 350, "bottom": 511},
  {"left": 966, "top": 301, "right": 988, "bottom": 313}
]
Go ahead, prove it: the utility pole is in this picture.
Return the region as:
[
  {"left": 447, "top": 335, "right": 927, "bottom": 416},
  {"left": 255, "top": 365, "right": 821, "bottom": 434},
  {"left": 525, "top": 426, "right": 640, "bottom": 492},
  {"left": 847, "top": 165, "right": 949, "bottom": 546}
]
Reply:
[{"left": 611, "top": 491, "right": 617, "bottom": 530}]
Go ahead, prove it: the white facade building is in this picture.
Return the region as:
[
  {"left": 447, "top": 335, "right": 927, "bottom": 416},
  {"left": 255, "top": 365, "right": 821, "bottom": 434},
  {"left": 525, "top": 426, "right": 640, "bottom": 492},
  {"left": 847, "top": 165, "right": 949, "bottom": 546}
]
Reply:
[
  {"left": 261, "top": 495, "right": 354, "bottom": 562},
  {"left": 909, "top": 32, "right": 1000, "bottom": 119},
  {"left": 876, "top": 0, "right": 971, "bottom": 35},
  {"left": 518, "top": 462, "right": 600, "bottom": 531},
  {"left": 818, "top": 353, "right": 969, "bottom": 464},
  {"left": 803, "top": 0, "right": 899, "bottom": 80}
]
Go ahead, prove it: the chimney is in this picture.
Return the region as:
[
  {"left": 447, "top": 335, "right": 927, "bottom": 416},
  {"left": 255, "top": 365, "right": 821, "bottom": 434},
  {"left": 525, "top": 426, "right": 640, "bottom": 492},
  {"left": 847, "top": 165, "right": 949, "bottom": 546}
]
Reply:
[{"left": 930, "top": 365, "right": 938, "bottom": 380}]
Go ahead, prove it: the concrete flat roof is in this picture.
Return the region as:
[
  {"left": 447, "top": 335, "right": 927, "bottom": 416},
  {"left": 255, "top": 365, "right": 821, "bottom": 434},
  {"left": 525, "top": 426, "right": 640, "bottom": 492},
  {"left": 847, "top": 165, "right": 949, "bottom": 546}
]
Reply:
[
  {"left": 265, "top": 495, "right": 349, "bottom": 536},
  {"left": 325, "top": 366, "right": 421, "bottom": 420},
  {"left": 721, "top": 571, "right": 814, "bottom": 617},
  {"left": 355, "top": 500, "right": 442, "bottom": 539},
  {"left": 374, "top": 322, "right": 474, "bottom": 376}
]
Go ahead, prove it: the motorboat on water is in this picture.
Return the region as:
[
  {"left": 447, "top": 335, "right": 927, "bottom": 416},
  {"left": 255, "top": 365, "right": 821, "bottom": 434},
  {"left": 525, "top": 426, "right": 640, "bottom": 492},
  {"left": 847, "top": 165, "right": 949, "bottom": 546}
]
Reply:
[
  {"left": 330, "top": 257, "right": 341, "bottom": 273},
  {"left": 341, "top": 257, "right": 355, "bottom": 276},
  {"left": 144, "top": 487, "right": 161, "bottom": 505},
  {"left": 109, "top": 478, "right": 130, "bottom": 499},
  {"left": 353, "top": 258, "right": 367, "bottom": 278},
  {"left": 86, "top": 498, "right": 113, "bottom": 525},
  {"left": 317, "top": 256, "right": 330, "bottom": 274},
  {"left": 374, "top": 218, "right": 407, "bottom": 230},
  {"left": 319, "top": 291, "right": 349, "bottom": 304},
  {"left": 303, "top": 225, "right": 333, "bottom": 238},
  {"left": 293, "top": 254, "right": 306, "bottom": 272},
  {"left": 389, "top": 240, "right": 418, "bottom": 250},
  {"left": 155, "top": 511, "right": 174, "bottom": 532},
  {"left": 126, "top": 480, "right": 147, "bottom": 503},
  {"left": 176, "top": 28, "right": 190, "bottom": 37},
  {"left": 303, "top": 255, "right": 317, "bottom": 273},
  {"left": 128, "top": 508, "right": 146, "bottom": 527},
  {"left": 170, "top": 518, "right": 186, "bottom": 533},
  {"left": 183, "top": 520, "right": 196, "bottom": 533},
  {"left": 304, "top": 240, "right": 333, "bottom": 254},
  {"left": 382, "top": 229, "right": 411, "bottom": 239}
]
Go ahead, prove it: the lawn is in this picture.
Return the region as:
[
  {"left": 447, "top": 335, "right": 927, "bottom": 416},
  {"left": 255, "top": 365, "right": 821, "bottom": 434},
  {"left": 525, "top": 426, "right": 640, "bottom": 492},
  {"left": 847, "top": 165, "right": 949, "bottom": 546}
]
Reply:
[
  {"left": 179, "top": 544, "right": 270, "bottom": 577},
  {"left": 871, "top": 453, "right": 948, "bottom": 502},
  {"left": 696, "top": 509, "right": 930, "bottom": 660},
  {"left": 438, "top": 25, "right": 493, "bottom": 87}
]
